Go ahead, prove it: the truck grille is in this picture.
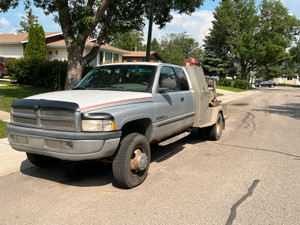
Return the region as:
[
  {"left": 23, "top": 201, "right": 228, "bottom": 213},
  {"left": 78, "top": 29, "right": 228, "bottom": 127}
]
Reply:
[{"left": 11, "top": 100, "right": 81, "bottom": 131}]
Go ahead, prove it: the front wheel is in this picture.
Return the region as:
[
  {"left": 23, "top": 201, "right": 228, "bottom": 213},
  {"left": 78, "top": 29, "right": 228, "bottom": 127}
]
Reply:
[
  {"left": 208, "top": 113, "right": 224, "bottom": 140},
  {"left": 112, "top": 133, "right": 151, "bottom": 188},
  {"left": 26, "top": 153, "right": 61, "bottom": 167}
]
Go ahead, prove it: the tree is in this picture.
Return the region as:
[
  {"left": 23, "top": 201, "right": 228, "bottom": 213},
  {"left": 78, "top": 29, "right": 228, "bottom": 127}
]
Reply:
[
  {"left": 203, "top": 0, "right": 299, "bottom": 80},
  {"left": 108, "top": 30, "right": 144, "bottom": 51},
  {"left": 159, "top": 32, "right": 203, "bottom": 65},
  {"left": 24, "top": 25, "right": 46, "bottom": 59},
  {"left": 230, "top": 0, "right": 259, "bottom": 80},
  {"left": 255, "top": 0, "right": 299, "bottom": 79},
  {"left": 18, "top": 8, "right": 39, "bottom": 33},
  {"left": 151, "top": 38, "right": 161, "bottom": 52},
  {"left": 1, "top": 0, "right": 205, "bottom": 89},
  {"left": 203, "top": 0, "right": 237, "bottom": 78},
  {"left": 288, "top": 41, "right": 300, "bottom": 75}
]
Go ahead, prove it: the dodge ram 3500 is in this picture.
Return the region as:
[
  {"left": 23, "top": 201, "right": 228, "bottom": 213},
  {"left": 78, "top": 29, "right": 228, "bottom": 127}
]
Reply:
[{"left": 6, "top": 62, "right": 226, "bottom": 188}]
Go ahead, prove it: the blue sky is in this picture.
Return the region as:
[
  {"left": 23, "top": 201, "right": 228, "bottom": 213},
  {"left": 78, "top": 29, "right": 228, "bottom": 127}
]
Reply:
[{"left": 0, "top": 0, "right": 299, "bottom": 46}]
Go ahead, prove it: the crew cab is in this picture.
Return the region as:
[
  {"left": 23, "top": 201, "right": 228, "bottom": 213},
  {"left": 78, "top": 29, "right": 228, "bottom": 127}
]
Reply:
[{"left": 6, "top": 62, "right": 226, "bottom": 188}]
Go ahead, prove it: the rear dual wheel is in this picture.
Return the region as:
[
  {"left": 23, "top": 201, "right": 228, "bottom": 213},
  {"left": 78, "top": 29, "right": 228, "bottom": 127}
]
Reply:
[
  {"left": 197, "top": 113, "right": 224, "bottom": 141},
  {"left": 208, "top": 113, "right": 224, "bottom": 140},
  {"left": 113, "top": 133, "right": 150, "bottom": 188}
]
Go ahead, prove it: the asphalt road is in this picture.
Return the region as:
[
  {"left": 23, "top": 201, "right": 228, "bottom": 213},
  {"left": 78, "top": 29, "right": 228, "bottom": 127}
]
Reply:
[{"left": 0, "top": 86, "right": 299, "bottom": 225}]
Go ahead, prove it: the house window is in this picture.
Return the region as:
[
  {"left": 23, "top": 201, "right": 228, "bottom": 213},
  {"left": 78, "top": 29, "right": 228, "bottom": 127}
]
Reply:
[
  {"left": 48, "top": 51, "right": 53, "bottom": 60},
  {"left": 99, "top": 52, "right": 103, "bottom": 64},
  {"left": 105, "top": 52, "right": 112, "bottom": 63},
  {"left": 287, "top": 77, "right": 292, "bottom": 80},
  {"left": 114, "top": 54, "right": 119, "bottom": 62}
]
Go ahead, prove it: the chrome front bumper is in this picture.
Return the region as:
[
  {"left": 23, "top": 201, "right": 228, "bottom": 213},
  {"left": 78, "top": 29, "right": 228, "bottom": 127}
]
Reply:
[{"left": 6, "top": 124, "right": 121, "bottom": 161}]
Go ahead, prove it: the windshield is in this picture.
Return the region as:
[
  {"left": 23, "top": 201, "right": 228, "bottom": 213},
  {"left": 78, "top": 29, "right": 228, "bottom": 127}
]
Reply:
[{"left": 76, "top": 65, "right": 157, "bottom": 92}]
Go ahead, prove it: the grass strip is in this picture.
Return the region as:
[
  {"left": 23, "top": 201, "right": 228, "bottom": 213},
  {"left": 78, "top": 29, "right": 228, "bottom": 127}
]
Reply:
[
  {"left": 216, "top": 85, "right": 249, "bottom": 92},
  {"left": 0, "top": 120, "right": 7, "bottom": 138},
  {"left": 0, "top": 82, "right": 52, "bottom": 112}
]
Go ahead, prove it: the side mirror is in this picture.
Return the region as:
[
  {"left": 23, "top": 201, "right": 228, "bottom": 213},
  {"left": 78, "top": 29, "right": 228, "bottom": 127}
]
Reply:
[{"left": 158, "top": 78, "right": 177, "bottom": 92}]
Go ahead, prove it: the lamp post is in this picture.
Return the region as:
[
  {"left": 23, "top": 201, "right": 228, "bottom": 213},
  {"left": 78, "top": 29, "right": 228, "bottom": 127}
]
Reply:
[{"left": 146, "top": 0, "right": 154, "bottom": 62}]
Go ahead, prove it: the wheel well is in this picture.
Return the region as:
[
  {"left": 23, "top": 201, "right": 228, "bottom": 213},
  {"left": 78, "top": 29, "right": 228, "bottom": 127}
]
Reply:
[{"left": 121, "top": 119, "right": 152, "bottom": 140}]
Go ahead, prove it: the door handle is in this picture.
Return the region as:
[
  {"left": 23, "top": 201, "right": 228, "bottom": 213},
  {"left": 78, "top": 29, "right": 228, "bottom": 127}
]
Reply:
[{"left": 181, "top": 97, "right": 185, "bottom": 101}]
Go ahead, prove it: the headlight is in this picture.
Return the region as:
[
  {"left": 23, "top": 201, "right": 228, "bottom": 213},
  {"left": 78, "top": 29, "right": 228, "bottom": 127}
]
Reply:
[{"left": 82, "top": 120, "right": 116, "bottom": 132}]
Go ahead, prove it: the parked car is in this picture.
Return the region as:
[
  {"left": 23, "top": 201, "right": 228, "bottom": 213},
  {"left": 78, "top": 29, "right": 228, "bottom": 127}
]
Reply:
[
  {"left": 255, "top": 81, "right": 276, "bottom": 88},
  {"left": 210, "top": 75, "right": 219, "bottom": 81}
]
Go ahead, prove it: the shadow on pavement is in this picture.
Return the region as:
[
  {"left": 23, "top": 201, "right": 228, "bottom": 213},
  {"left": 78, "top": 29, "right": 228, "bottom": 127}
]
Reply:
[
  {"left": 20, "top": 134, "right": 205, "bottom": 188},
  {"left": 253, "top": 103, "right": 300, "bottom": 120}
]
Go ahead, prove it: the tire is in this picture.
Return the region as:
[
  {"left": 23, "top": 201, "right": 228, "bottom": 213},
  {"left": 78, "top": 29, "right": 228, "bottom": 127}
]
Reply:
[
  {"left": 113, "top": 133, "right": 151, "bottom": 188},
  {"left": 270, "top": 85, "right": 274, "bottom": 88},
  {"left": 259, "top": 84, "right": 261, "bottom": 87},
  {"left": 208, "top": 113, "right": 224, "bottom": 140},
  {"left": 197, "top": 127, "right": 208, "bottom": 140},
  {"left": 26, "top": 153, "right": 60, "bottom": 167}
]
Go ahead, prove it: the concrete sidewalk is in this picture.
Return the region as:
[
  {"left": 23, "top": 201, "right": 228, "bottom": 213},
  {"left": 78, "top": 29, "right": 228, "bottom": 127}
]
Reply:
[
  {"left": 217, "top": 88, "right": 260, "bottom": 104},
  {"left": 0, "top": 88, "right": 260, "bottom": 177},
  {"left": 0, "top": 110, "right": 10, "bottom": 122}
]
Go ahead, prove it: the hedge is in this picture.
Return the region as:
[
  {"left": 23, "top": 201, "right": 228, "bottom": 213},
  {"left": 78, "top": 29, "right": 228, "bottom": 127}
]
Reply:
[
  {"left": 5, "top": 57, "right": 93, "bottom": 90},
  {"left": 233, "top": 79, "right": 250, "bottom": 90},
  {"left": 217, "top": 78, "right": 232, "bottom": 87}
]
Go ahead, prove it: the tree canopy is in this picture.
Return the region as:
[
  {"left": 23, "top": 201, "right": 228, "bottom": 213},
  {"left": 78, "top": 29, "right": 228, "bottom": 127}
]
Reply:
[
  {"left": 1, "top": 0, "right": 205, "bottom": 89},
  {"left": 18, "top": 8, "right": 39, "bottom": 33},
  {"left": 108, "top": 30, "right": 145, "bottom": 51},
  {"left": 203, "top": 0, "right": 300, "bottom": 80},
  {"left": 158, "top": 32, "right": 204, "bottom": 65}
]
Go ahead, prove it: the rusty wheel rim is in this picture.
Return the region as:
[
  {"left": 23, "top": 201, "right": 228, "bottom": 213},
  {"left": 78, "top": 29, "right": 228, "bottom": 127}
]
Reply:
[
  {"left": 130, "top": 149, "right": 143, "bottom": 173},
  {"left": 217, "top": 116, "right": 222, "bottom": 136}
]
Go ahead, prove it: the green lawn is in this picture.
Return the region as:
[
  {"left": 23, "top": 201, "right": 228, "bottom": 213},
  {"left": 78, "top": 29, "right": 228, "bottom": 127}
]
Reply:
[
  {"left": 0, "top": 81, "right": 52, "bottom": 112},
  {"left": 0, "top": 120, "right": 7, "bottom": 138},
  {"left": 216, "top": 85, "right": 249, "bottom": 92}
]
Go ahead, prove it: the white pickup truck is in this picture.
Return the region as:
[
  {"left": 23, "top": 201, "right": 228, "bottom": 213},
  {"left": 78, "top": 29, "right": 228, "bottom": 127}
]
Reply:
[{"left": 6, "top": 62, "right": 226, "bottom": 188}]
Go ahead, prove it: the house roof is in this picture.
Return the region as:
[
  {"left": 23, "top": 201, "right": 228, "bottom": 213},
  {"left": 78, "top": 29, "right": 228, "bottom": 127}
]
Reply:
[
  {"left": 47, "top": 39, "right": 130, "bottom": 54},
  {"left": 123, "top": 51, "right": 156, "bottom": 57},
  {"left": 123, "top": 51, "right": 164, "bottom": 61},
  {"left": 0, "top": 32, "right": 61, "bottom": 43},
  {"left": 0, "top": 32, "right": 130, "bottom": 54}
]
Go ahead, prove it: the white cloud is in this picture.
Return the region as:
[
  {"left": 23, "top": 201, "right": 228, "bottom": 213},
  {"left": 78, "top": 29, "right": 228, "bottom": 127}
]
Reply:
[
  {"left": 16, "top": 13, "right": 25, "bottom": 19},
  {"left": 281, "top": 0, "right": 300, "bottom": 19},
  {"left": 144, "top": 10, "right": 215, "bottom": 46},
  {"left": 0, "top": 18, "right": 10, "bottom": 27}
]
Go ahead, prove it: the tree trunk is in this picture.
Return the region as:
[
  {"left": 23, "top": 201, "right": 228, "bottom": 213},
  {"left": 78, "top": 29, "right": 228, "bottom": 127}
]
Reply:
[
  {"left": 64, "top": 49, "right": 85, "bottom": 90},
  {"left": 241, "top": 61, "right": 248, "bottom": 80}
]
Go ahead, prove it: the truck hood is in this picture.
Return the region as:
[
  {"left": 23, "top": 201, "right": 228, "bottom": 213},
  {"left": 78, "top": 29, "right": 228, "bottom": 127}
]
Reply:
[{"left": 26, "top": 90, "right": 153, "bottom": 112}]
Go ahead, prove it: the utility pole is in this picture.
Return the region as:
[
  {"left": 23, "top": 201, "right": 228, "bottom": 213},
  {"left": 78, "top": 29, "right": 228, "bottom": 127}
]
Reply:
[{"left": 146, "top": 1, "right": 154, "bottom": 62}]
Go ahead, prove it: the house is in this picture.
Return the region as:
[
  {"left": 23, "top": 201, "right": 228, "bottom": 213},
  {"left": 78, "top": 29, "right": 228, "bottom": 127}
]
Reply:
[
  {"left": 122, "top": 51, "right": 164, "bottom": 62},
  {"left": 0, "top": 32, "right": 130, "bottom": 67},
  {"left": 273, "top": 75, "right": 300, "bottom": 86}
]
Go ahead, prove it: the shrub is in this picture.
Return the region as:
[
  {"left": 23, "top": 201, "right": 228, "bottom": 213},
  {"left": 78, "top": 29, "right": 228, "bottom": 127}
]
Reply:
[
  {"left": 217, "top": 78, "right": 232, "bottom": 87},
  {"left": 233, "top": 79, "right": 249, "bottom": 90},
  {"left": 6, "top": 57, "right": 93, "bottom": 90}
]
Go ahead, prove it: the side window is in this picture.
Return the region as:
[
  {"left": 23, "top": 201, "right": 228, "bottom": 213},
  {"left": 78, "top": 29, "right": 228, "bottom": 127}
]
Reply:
[
  {"left": 159, "top": 67, "right": 180, "bottom": 92},
  {"left": 174, "top": 67, "right": 190, "bottom": 91}
]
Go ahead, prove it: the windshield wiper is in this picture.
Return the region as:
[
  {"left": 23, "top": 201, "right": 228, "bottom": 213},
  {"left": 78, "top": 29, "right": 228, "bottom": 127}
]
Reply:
[
  {"left": 73, "top": 86, "right": 87, "bottom": 90},
  {"left": 105, "top": 85, "right": 126, "bottom": 91}
]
